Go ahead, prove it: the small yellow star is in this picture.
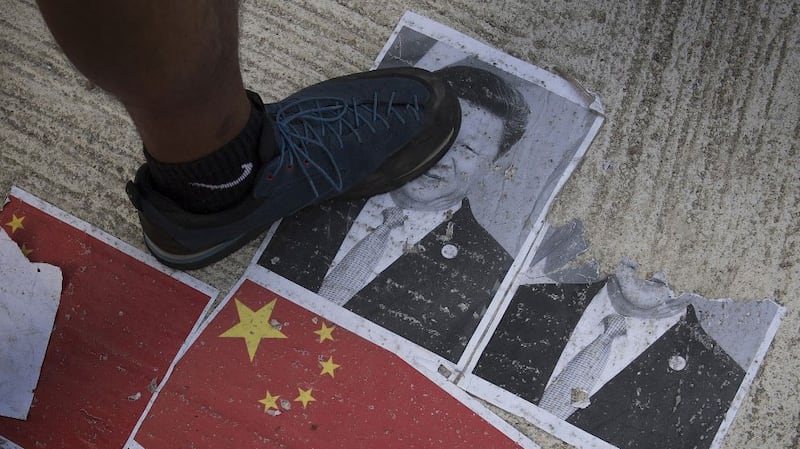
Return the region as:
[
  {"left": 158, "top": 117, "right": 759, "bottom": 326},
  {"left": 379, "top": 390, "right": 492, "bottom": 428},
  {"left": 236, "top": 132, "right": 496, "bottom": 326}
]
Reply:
[
  {"left": 313, "top": 322, "right": 336, "bottom": 343},
  {"left": 6, "top": 214, "right": 25, "bottom": 234},
  {"left": 294, "top": 388, "right": 316, "bottom": 409},
  {"left": 319, "top": 356, "right": 341, "bottom": 378},
  {"left": 258, "top": 390, "right": 281, "bottom": 412},
  {"left": 219, "top": 298, "right": 287, "bottom": 362},
  {"left": 19, "top": 243, "right": 33, "bottom": 257}
]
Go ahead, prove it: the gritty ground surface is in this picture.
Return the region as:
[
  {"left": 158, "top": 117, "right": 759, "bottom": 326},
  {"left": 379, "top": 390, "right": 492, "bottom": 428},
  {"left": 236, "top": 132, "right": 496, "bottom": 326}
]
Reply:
[{"left": 1, "top": 1, "right": 798, "bottom": 448}]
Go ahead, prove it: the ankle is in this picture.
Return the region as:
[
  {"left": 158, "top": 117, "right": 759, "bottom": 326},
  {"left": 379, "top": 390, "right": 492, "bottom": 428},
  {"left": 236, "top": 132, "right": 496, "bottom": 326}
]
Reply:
[
  {"left": 129, "top": 88, "right": 252, "bottom": 164},
  {"left": 145, "top": 93, "right": 273, "bottom": 213}
]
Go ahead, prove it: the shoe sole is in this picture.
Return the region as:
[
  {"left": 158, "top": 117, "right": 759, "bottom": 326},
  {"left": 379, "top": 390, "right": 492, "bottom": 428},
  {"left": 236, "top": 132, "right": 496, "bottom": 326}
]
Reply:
[{"left": 143, "top": 219, "right": 273, "bottom": 270}]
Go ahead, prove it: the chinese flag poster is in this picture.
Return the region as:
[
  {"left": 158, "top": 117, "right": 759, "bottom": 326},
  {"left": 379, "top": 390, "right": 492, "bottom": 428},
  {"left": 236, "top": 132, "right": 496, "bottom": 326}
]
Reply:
[
  {"left": 0, "top": 187, "right": 215, "bottom": 448},
  {"left": 129, "top": 277, "right": 531, "bottom": 449}
]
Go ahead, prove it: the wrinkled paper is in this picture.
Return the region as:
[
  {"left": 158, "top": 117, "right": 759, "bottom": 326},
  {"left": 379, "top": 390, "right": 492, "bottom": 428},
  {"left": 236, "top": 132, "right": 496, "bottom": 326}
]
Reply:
[{"left": 0, "top": 228, "right": 62, "bottom": 420}]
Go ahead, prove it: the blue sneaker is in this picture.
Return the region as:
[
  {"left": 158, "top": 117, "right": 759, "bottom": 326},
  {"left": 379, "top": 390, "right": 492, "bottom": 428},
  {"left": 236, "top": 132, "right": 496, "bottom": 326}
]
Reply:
[{"left": 126, "top": 67, "right": 461, "bottom": 269}]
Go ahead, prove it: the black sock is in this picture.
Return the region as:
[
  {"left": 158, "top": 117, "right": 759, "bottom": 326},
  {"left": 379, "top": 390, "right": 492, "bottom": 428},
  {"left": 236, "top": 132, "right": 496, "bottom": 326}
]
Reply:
[{"left": 145, "top": 92, "right": 274, "bottom": 214}]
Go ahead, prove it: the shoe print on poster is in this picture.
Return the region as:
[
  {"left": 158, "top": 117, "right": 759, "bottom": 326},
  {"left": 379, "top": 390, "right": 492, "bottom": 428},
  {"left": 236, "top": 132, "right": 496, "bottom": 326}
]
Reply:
[
  {"left": 125, "top": 274, "right": 535, "bottom": 449},
  {"left": 0, "top": 187, "right": 216, "bottom": 449},
  {"left": 256, "top": 12, "right": 605, "bottom": 373}
]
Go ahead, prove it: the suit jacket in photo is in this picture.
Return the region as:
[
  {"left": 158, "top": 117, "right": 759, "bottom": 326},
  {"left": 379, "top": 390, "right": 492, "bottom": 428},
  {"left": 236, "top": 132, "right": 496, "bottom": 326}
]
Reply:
[
  {"left": 474, "top": 282, "right": 746, "bottom": 449},
  {"left": 259, "top": 198, "right": 514, "bottom": 362}
]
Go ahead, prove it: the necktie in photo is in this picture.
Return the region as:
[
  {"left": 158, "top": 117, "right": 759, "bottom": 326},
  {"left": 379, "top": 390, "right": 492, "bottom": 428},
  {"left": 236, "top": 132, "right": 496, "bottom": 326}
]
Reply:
[
  {"left": 539, "top": 313, "right": 627, "bottom": 420},
  {"left": 317, "top": 207, "right": 404, "bottom": 306}
]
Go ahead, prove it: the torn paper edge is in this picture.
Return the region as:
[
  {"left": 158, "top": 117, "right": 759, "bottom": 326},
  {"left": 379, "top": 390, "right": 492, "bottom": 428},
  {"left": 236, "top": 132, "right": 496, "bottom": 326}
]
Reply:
[
  {"left": 124, "top": 265, "right": 540, "bottom": 449},
  {"left": 4, "top": 187, "right": 218, "bottom": 360}
]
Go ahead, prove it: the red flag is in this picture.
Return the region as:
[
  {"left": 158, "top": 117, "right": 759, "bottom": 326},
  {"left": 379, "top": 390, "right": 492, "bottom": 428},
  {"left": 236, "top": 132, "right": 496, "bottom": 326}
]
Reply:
[
  {"left": 131, "top": 278, "right": 529, "bottom": 449},
  {"left": 0, "top": 188, "right": 214, "bottom": 448}
]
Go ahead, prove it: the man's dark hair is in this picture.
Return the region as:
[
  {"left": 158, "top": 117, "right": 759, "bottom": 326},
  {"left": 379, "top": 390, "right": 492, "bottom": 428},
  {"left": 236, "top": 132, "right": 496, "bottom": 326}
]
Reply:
[{"left": 436, "top": 65, "right": 530, "bottom": 159}]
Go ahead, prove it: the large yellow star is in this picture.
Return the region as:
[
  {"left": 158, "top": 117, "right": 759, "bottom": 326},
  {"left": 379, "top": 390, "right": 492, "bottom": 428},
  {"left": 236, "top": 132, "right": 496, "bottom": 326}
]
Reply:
[
  {"left": 258, "top": 390, "right": 281, "bottom": 412},
  {"left": 313, "top": 322, "right": 336, "bottom": 343},
  {"left": 319, "top": 356, "right": 341, "bottom": 378},
  {"left": 6, "top": 214, "right": 25, "bottom": 234},
  {"left": 220, "top": 298, "right": 287, "bottom": 362},
  {"left": 294, "top": 388, "right": 316, "bottom": 409}
]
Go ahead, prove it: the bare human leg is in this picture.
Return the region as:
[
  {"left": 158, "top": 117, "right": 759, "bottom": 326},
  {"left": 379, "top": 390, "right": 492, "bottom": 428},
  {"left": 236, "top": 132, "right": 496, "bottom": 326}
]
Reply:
[{"left": 36, "top": 0, "right": 250, "bottom": 163}]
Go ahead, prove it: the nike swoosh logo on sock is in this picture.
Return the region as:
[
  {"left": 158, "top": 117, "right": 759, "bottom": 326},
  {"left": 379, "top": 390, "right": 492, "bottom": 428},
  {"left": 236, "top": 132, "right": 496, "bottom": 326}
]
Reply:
[{"left": 189, "top": 163, "right": 254, "bottom": 190}]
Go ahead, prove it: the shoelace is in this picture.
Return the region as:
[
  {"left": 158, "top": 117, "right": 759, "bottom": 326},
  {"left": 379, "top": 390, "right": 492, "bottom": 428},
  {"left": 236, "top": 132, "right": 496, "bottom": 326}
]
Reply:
[{"left": 270, "top": 93, "right": 421, "bottom": 196}]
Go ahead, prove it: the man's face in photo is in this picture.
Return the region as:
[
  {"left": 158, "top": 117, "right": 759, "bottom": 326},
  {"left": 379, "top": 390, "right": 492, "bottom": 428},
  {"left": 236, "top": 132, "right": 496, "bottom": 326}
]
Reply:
[{"left": 390, "top": 100, "right": 505, "bottom": 211}]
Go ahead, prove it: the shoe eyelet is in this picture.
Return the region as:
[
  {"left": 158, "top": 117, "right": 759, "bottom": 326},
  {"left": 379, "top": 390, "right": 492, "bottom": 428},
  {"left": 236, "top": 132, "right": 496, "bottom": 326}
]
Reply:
[
  {"left": 287, "top": 164, "right": 294, "bottom": 170},
  {"left": 303, "top": 159, "right": 310, "bottom": 166},
  {"left": 266, "top": 174, "right": 274, "bottom": 181}
]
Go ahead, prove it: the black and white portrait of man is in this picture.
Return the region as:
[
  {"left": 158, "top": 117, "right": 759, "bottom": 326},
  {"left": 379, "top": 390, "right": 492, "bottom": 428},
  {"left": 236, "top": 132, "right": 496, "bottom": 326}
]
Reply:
[
  {"left": 256, "top": 25, "right": 601, "bottom": 364},
  {"left": 471, "top": 221, "right": 783, "bottom": 449}
]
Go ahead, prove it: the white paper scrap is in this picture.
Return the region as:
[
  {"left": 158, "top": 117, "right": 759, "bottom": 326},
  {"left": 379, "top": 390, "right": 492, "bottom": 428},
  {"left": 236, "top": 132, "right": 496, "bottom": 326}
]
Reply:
[{"left": 0, "top": 228, "right": 62, "bottom": 420}]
